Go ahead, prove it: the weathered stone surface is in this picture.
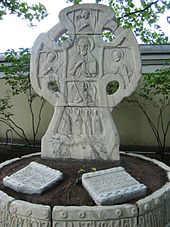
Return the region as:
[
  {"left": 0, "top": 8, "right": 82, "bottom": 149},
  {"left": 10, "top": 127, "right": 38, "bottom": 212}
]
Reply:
[
  {"left": 30, "top": 4, "right": 141, "bottom": 161},
  {"left": 21, "top": 152, "right": 41, "bottom": 159},
  {"left": 0, "top": 191, "right": 15, "bottom": 226},
  {"left": 168, "top": 172, "right": 170, "bottom": 181},
  {"left": 82, "top": 167, "right": 147, "bottom": 205},
  {"left": 136, "top": 183, "right": 170, "bottom": 227},
  {"left": 165, "top": 183, "right": 170, "bottom": 226},
  {"left": 52, "top": 205, "right": 138, "bottom": 227},
  {"left": 8, "top": 200, "right": 51, "bottom": 227},
  {"left": 3, "top": 161, "right": 63, "bottom": 194}
]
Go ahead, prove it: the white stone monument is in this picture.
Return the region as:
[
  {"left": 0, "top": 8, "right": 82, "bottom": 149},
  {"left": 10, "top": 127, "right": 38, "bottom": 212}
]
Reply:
[{"left": 30, "top": 4, "right": 141, "bottom": 160}]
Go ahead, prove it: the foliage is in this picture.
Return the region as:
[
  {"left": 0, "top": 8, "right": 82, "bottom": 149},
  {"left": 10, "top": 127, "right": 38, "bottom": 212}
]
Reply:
[
  {"left": 2, "top": 48, "right": 31, "bottom": 95},
  {"left": 76, "top": 167, "right": 96, "bottom": 184},
  {"left": 0, "top": 0, "right": 48, "bottom": 25},
  {"left": 127, "top": 62, "right": 170, "bottom": 158},
  {"left": 0, "top": 48, "right": 46, "bottom": 146},
  {"left": 106, "top": 81, "right": 119, "bottom": 95},
  {"left": 68, "top": 0, "right": 170, "bottom": 44},
  {"left": 67, "top": 0, "right": 82, "bottom": 4},
  {"left": 67, "top": 166, "right": 96, "bottom": 204}
]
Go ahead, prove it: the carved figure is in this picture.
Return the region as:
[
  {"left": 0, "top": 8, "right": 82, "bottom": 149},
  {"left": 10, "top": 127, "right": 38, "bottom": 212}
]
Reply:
[
  {"left": 72, "top": 108, "right": 82, "bottom": 135},
  {"left": 76, "top": 10, "right": 93, "bottom": 33},
  {"left": 92, "top": 108, "right": 102, "bottom": 135},
  {"left": 71, "top": 81, "right": 96, "bottom": 105},
  {"left": 68, "top": 37, "right": 97, "bottom": 78},
  {"left": 41, "top": 51, "right": 62, "bottom": 80},
  {"left": 111, "top": 49, "right": 133, "bottom": 88},
  {"left": 82, "top": 108, "right": 92, "bottom": 135},
  {"left": 40, "top": 51, "right": 63, "bottom": 93},
  {"left": 58, "top": 107, "right": 72, "bottom": 134}
]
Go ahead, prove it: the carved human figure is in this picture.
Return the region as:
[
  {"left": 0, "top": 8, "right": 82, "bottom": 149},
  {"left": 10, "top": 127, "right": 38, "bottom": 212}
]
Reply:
[
  {"left": 76, "top": 10, "right": 93, "bottom": 33},
  {"left": 72, "top": 107, "right": 82, "bottom": 135},
  {"left": 40, "top": 51, "right": 62, "bottom": 93},
  {"left": 68, "top": 37, "right": 97, "bottom": 78},
  {"left": 82, "top": 108, "right": 92, "bottom": 135},
  {"left": 71, "top": 81, "right": 96, "bottom": 105},
  {"left": 82, "top": 82, "right": 94, "bottom": 104},
  {"left": 111, "top": 49, "right": 133, "bottom": 88},
  {"left": 92, "top": 108, "right": 102, "bottom": 135},
  {"left": 41, "top": 51, "right": 62, "bottom": 80},
  {"left": 58, "top": 107, "right": 72, "bottom": 134}
]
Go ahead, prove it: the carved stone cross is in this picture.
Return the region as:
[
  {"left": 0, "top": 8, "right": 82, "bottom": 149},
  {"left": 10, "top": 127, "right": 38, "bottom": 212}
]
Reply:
[{"left": 30, "top": 4, "right": 141, "bottom": 161}]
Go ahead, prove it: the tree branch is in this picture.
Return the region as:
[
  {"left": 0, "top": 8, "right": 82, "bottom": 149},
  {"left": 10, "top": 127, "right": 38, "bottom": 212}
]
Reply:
[
  {"left": 118, "top": 0, "right": 159, "bottom": 20},
  {"left": 0, "top": 118, "right": 29, "bottom": 144},
  {"left": 35, "top": 99, "right": 46, "bottom": 136},
  {"left": 132, "top": 98, "right": 163, "bottom": 153}
]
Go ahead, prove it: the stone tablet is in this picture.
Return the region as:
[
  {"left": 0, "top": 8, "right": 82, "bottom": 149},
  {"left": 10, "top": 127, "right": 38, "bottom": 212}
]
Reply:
[
  {"left": 82, "top": 167, "right": 147, "bottom": 205},
  {"left": 30, "top": 4, "right": 141, "bottom": 161},
  {"left": 3, "top": 162, "right": 63, "bottom": 194}
]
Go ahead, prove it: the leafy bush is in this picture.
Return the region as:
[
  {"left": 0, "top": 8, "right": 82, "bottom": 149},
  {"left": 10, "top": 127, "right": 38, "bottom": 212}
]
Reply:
[{"left": 127, "top": 62, "right": 170, "bottom": 158}]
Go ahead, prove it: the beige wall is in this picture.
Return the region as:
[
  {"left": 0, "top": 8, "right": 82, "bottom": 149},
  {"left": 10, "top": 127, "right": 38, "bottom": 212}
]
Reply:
[
  {"left": 113, "top": 95, "right": 170, "bottom": 147},
  {"left": 0, "top": 79, "right": 53, "bottom": 143}
]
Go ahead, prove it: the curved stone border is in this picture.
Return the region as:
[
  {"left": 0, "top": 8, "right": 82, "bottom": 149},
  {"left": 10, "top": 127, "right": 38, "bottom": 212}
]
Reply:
[
  {"left": 121, "top": 152, "right": 170, "bottom": 227},
  {"left": 52, "top": 205, "right": 138, "bottom": 226},
  {"left": 0, "top": 152, "right": 170, "bottom": 227}
]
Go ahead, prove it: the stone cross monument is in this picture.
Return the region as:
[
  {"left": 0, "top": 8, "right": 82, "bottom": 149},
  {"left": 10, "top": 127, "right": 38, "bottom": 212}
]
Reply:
[{"left": 30, "top": 4, "right": 141, "bottom": 161}]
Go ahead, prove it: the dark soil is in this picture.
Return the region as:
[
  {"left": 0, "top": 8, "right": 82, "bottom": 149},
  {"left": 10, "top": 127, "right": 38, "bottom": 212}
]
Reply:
[
  {"left": 0, "top": 145, "right": 40, "bottom": 164},
  {"left": 0, "top": 152, "right": 168, "bottom": 207}
]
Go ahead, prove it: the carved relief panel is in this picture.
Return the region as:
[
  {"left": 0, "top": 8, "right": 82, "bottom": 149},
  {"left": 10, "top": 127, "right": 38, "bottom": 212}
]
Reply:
[{"left": 30, "top": 4, "right": 141, "bottom": 160}]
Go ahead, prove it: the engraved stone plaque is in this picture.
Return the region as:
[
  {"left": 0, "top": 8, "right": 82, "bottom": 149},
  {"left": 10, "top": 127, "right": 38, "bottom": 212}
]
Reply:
[
  {"left": 30, "top": 4, "right": 141, "bottom": 161},
  {"left": 3, "top": 162, "right": 63, "bottom": 194},
  {"left": 82, "top": 167, "right": 147, "bottom": 205}
]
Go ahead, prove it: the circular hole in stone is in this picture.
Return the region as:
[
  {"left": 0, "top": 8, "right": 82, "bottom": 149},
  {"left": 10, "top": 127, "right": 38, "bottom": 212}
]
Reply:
[
  {"left": 48, "top": 80, "right": 59, "bottom": 92},
  {"left": 102, "top": 29, "right": 115, "bottom": 42},
  {"left": 106, "top": 81, "right": 119, "bottom": 95}
]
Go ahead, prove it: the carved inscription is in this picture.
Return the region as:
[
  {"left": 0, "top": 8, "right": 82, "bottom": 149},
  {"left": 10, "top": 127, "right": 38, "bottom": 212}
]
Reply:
[
  {"left": 86, "top": 172, "right": 137, "bottom": 194},
  {"left": 54, "top": 219, "right": 137, "bottom": 227},
  {"left": 138, "top": 205, "right": 166, "bottom": 227},
  {"left": 3, "top": 162, "right": 63, "bottom": 194},
  {"left": 82, "top": 167, "right": 147, "bottom": 205},
  {"left": 0, "top": 210, "right": 50, "bottom": 227}
]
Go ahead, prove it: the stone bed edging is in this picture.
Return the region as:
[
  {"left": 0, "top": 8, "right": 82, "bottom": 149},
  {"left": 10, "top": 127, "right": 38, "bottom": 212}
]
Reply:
[{"left": 0, "top": 152, "right": 170, "bottom": 227}]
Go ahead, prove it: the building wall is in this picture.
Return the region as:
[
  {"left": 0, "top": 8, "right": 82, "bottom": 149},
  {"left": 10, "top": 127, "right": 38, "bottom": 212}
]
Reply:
[{"left": 0, "top": 45, "right": 170, "bottom": 147}]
